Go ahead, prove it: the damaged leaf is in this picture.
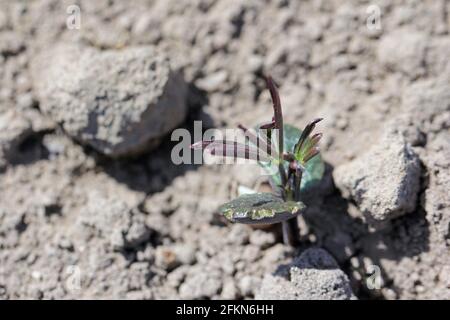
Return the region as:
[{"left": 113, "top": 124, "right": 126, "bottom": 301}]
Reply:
[{"left": 219, "top": 193, "right": 305, "bottom": 224}]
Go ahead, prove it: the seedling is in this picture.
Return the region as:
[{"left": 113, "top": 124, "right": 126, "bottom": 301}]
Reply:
[{"left": 191, "top": 76, "right": 324, "bottom": 246}]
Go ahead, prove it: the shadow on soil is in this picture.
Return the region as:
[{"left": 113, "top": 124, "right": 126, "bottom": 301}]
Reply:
[
  {"left": 271, "top": 161, "right": 430, "bottom": 299},
  {"left": 94, "top": 83, "right": 213, "bottom": 194}
]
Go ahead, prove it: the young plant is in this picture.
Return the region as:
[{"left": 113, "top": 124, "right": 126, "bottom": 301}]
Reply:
[{"left": 191, "top": 76, "right": 324, "bottom": 246}]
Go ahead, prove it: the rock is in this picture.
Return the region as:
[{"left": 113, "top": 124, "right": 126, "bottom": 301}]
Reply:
[
  {"left": 16, "top": 93, "right": 35, "bottom": 110},
  {"left": 124, "top": 213, "right": 152, "bottom": 248},
  {"left": 247, "top": 55, "right": 264, "bottom": 73},
  {"left": 31, "top": 44, "right": 188, "bottom": 157},
  {"left": 77, "top": 189, "right": 151, "bottom": 250},
  {"left": 155, "top": 246, "right": 179, "bottom": 271},
  {"left": 260, "top": 243, "right": 290, "bottom": 266},
  {"left": 166, "top": 265, "right": 189, "bottom": 289},
  {"left": 226, "top": 224, "right": 250, "bottom": 245},
  {"left": 238, "top": 275, "right": 261, "bottom": 297},
  {"left": 377, "top": 28, "right": 427, "bottom": 79},
  {"left": 249, "top": 230, "right": 276, "bottom": 249},
  {"left": 256, "top": 248, "right": 355, "bottom": 300},
  {"left": 333, "top": 129, "right": 421, "bottom": 223},
  {"left": 195, "top": 70, "right": 228, "bottom": 92},
  {"left": 178, "top": 265, "right": 222, "bottom": 299},
  {"left": 155, "top": 244, "right": 196, "bottom": 271},
  {"left": 220, "top": 280, "right": 239, "bottom": 299}
]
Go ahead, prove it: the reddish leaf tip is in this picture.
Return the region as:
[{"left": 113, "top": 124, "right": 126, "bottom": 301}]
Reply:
[{"left": 310, "top": 118, "right": 323, "bottom": 126}]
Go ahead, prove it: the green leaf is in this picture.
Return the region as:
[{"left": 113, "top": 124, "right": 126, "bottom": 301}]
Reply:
[
  {"left": 258, "top": 124, "right": 325, "bottom": 190},
  {"left": 219, "top": 193, "right": 305, "bottom": 224}
]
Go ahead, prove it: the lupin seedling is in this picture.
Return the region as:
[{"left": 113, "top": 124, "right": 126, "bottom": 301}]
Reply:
[{"left": 191, "top": 76, "right": 324, "bottom": 246}]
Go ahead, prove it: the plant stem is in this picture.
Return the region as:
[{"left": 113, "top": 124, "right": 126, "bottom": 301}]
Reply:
[
  {"left": 282, "top": 218, "right": 300, "bottom": 246},
  {"left": 281, "top": 176, "right": 301, "bottom": 247},
  {"left": 281, "top": 165, "right": 303, "bottom": 247},
  {"left": 293, "top": 168, "right": 303, "bottom": 202}
]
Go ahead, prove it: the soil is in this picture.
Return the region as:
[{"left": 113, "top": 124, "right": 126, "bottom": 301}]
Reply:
[{"left": 0, "top": 0, "right": 449, "bottom": 299}]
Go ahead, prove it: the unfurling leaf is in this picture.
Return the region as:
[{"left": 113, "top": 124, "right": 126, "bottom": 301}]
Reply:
[
  {"left": 258, "top": 124, "right": 325, "bottom": 191},
  {"left": 294, "top": 118, "right": 323, "bottom": 160},
  {"left": 219, "top": 193, "right": 305, "bottom": 224}
]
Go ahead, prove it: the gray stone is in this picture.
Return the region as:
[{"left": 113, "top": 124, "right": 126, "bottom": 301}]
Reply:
[
  {"left": 155, "top": 244, "right": 197, "bottom": 271},
  {"left": 333, "top": 129, "right": 421, "bottom": 223},
  {"left": 195, "top": 70, "right": 228, "bottom": 92},
  {"left": 249, "top": 230, "right": 276, "bottom": 249},
  {"left": 220, "top": 280, "right": 239, "bottom": 299},
  {"left": 178, "top": 265, "right": 222, "bottom": 299},
  {"left": 238, "top": 275, "right": 261, "bottom": 297},
  {"left": 31, "top": 44, "right": 187, "bottom": 157},
  {"left": 76, "top": 190, "right": 150, "bottom": 250},
  {"left": 256, "top": 248, "right": 355, "bottom": 300}
]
